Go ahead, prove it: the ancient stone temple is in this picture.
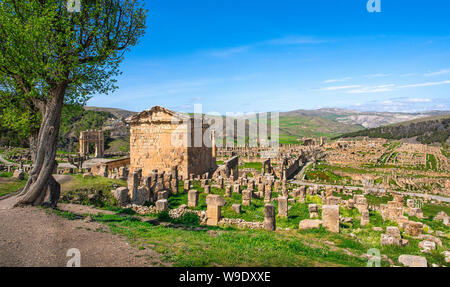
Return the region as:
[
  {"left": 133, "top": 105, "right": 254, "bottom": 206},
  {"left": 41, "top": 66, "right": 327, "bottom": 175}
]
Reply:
[
  {"left": 79, "top": 130, "right": 104, "bottom": 158},
  {"left": 127, "top": 106, "right": 216, "bottom": 178}
]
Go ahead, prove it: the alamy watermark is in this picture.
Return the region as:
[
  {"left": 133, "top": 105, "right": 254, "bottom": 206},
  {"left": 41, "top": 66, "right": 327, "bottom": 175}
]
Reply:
[
  {"left": 170, "top": 104, "right": 280, "bottom": 157},
  {"left": 367, "top": 0, "right": 381, "bottom": 13},
  {"left": 67, "top": 0, "right": 81, "bottom": 13},
  {"left": 366, "top": 248, "right": 381, "bottom": 267},
  {"left": 66, "top": 248, "right": 81, "bottom": 267}
]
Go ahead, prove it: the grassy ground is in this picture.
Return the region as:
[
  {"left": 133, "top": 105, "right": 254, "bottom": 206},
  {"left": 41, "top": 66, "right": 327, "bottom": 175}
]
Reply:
[
  {"left": 60, "top": 174, "right": 126, "bottom": 208},
  {"left": 0, "top": 172, "right": 27, "bottom": 197},
  {"left": 7, "top": 173, "right": 448, "bottom": 267},
  {"left": 0, "top": 180, "right": 26, "bottom": 197}
]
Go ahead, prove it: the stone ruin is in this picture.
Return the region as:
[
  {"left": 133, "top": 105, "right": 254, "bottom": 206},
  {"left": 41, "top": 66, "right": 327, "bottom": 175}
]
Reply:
[{"left": 79, "top": 130, "right": 104, "bottom": 158}]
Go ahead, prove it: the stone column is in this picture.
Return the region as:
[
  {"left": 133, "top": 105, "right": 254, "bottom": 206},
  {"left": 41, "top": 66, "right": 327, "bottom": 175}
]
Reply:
[
  {"left": 171, "top": 178, "right": 178, "bottom": 194},
  {"left": 322, "top": 205, "right": 340, "bottom": 233},
  {"left": 206, "top": 195, "right": 226, "bottom": 226},
  {"left": 278, "top": 196, "right": 288, "bottom": 218},
  {"left": 188, "top": 189, "right": 199, "bottom": 207},
  {"left": 204, "top": 185, "right": 211, "bottom": 194},
  {"left": 264, "top": 204, "right": 276, "bottom": 231},
  {"left": 242, "top": 189, "right": 252, "bottom": 206},
  {"left": 225, "top": 185, "right": 232, "bottom": 197},
  {"left": 233, "top": 184, "right": 240, "bottom": 194},
  {"left": 264, "top": 189, "right": 272, "bottom": 204},
  {"left": 156, "top": 199, "right": 168, "bottom": 212}
]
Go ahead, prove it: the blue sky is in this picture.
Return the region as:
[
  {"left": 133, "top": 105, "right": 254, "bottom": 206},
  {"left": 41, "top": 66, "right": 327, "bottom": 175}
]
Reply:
[{"left": 88, "top": 0, "right": 450, "bottom": 114}]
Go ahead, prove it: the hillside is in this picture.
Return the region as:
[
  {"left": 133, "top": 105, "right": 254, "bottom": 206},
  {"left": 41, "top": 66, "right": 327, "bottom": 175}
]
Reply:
[{"left": 337, "top": 115, "right": 450, "bottom": 144}]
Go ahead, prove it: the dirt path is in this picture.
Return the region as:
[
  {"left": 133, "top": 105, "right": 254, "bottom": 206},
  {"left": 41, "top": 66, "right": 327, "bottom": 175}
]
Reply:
[{"left": 0, "top": 205, "right": 168, "bottom": 267}]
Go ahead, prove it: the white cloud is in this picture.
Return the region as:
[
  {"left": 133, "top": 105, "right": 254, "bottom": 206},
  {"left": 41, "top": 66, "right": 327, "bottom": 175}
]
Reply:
[
  {"left": 407, "top": 98, "right": 431, "bottom": 103},
  {"left": 365, "top": 73, "right": 392, "bottom": 78},
  {"left": 323, "top": 77, "right": 352, "bottom": 83},
  {"left": 319, "top": 85, "right": 361, "bottom": 91},
  {"left": 399, "top": 80, "right": 450, "bottom": 88},
  {"left": 424, "top": 69, "right": 450, "bottom": 76},
  {"left": 347, "top": 84, "right": 395, "bottom": 94}
]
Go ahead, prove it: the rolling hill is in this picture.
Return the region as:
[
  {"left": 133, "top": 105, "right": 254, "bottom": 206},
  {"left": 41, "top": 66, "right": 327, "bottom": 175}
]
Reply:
[{"left": 337, "top": 114, "right": 450, "bottom": 144}]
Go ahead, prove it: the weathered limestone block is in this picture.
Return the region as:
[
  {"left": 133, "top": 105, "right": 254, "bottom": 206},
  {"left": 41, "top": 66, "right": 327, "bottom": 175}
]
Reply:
[
  {"left": 113, "top": 187, "right": 130, "bottom": 206},
  {"left": 398, "top": 255, "right": 427, "bottom": 267},
  {"left": 204, "top": 185, "right": 211, "bottom": 194},
  {"left": 408, "top": 207, "right": 424, "bottom": 218},
  {"left": 264, "top": 189, "right": 272, "bottom": 204},
  {"left": 156, "top": 199, "right": 168, "bottom": 212},
  {"left": 218, "top": 176, "right": 224, "bottom": 189},
  {"left": 308, "top": 204, "right": 319, "bottom": 219},
  {"left": 232, "top": 203, "right": 241, "bottom": 214},
  {"left": 131, "top": 187, "right": 148, "bottom": 206},
  {"left": 12, "top": 169, "right": 24, "bottom": 180},
  {"left": 380, "top": 226, "right": 407, "bottom": 246},
  {"left": 225, "top": 185, "right": 232, "bottom": 197},
  {"left": 419, "top": 240, "right": 436, "bottom": 253},
  {"left": 264, "top": 204, "right": 276, "bottom": 231},
  {"left": 127, "top": 171, "right": 140, "bottom": 194},
  {"left": 157, "top": 190, "right": 169, "bottom": 200},
  {"left": 183, "top": 180, "right": 191, "bottom": 192},
  {"left": 325, "top": 196, "right": 340, "bottom": 206},
  {"left": 188, "top": 189, "right": 199, "bottom": 207},
  {"left": 299, "top": 219, "right": 321, "bottom": 230},
  {"left": 258, "top": 183, "right": 265, "bottom": 197},
  {"left": 418, "top": 234, "right": 442, "bottom": 247},
  {"left": 360, "top": 208, "right": 370, "bottom": 226},
  {"left": 171, "top": 179, "right": 178, "bottom": 194},
  {"left": 242, "top": 189, "right": 252, "bottom": 206},
  {"left": 206, "top": 195, "right": 226, "bottom": 226},
  {"left": 346, "top": 199, "right": 355, "bottom": 209},
  {"left": 322, "top": 205, "right": 339, "bottom": 233},
  {"left": 298, "top": 186, "right": 306, "bottom": 203},
  {"left": 402, "top": 221, "right": 423, "bottom": 237},
  {"left": 233, "top": 184, "right": 240, "bottom": 194},
  {"left": 278, "top": 196, "right": 288, "bottom": 218},
  {"left": 354, "top": 195, "right": 368, "bottom": 213}
]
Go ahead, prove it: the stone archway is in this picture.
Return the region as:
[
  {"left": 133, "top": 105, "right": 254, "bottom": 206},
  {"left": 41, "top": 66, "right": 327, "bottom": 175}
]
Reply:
[{"left": 79, "top": 130, "right": 104, "bottom": 158}]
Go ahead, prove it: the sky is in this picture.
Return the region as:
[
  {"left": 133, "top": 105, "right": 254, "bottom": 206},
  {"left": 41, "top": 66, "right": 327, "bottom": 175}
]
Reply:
[{"left": 88, "top": 0, "right": 450, "bottom": 114}]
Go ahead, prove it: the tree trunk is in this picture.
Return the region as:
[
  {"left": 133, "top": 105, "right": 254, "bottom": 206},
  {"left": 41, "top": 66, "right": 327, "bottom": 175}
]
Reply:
[{"left": 15, "top": 86, "right": 66, "bottom": 207}]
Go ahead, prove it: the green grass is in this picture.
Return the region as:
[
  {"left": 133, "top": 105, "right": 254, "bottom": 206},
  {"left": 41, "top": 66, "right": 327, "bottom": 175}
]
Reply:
[
  {"left": 0, "top": 180, "right": 26, "bottom": 197},
  {"left": 93, "top": 211, "right": 368, "bottom": 267},
  {"left": 60, "top": 174, "right": 126, "bottom": 208},
  {"left": 0, "top": 171, "right": 13, "bottom": 177},
  {"left": 426, "top": 154, "right": 438, "bottom": 171},
  {"left": 239, "top": 162, "right": 263, "bottom": 171}
]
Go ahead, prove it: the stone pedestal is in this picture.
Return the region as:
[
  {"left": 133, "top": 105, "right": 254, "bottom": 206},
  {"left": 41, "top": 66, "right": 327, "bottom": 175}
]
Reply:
[
  {"left": 278, "top": 196, "right": 288, "bottom": 218},
  {"left": 322, "top": 205, "right": 340, "bottom": 233},
  {"left": 264, "top": 204, "right": 276, "bottom": 231},
  {"left": 188, "top": 189, "right": 199, "bottom": 207}
]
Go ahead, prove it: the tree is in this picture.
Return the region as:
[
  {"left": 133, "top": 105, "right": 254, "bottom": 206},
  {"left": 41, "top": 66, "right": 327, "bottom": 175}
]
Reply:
[
  {"left": 304, "top": 145, "right": 325, "bottom": 170},
  {"left": 0, "top": 0, "right": 147, "bottom": 207}
]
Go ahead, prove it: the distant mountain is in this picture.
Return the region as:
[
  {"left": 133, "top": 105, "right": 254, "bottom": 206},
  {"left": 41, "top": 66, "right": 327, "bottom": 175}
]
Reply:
[
  {"left": 337, "top": 114, "right": 450, "bottom": 145},
  {"left": 83, "top": 106, "right": 137, "bottom": 120},
  {"left": 281, "top": 108, "right": 449, "bottom": 128}
]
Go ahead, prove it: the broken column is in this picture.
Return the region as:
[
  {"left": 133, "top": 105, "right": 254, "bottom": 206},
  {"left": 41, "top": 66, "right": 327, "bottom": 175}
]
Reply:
[
  {"left": 308, "top": 204, "right": 319, "bottom": 219},
  {"left": 322, "top": 205, "right": 340, "bottom": 233},
  {"left": 360, "top": 208, "right": 370, "bottom": 226},
  {"left": 242, "top": 189, "right": 252, "bottom": 206},
  {"left": 188, "top": 189, "right": 199, "bottom": 207},
  {"left": 225, "top": 185, "right": 232, "bottom": 197},
  {"left": 278, "top": 196, "right": 288, "bottom": 218},
  {"left": 206, "top": 195, "right": 226, "bottom": 226},
  {"left": 264, "top": 204, "right": 276, "bottom": 231},
  {"left": 156, "top": 199, "right": 168, "bottom": 212}
]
